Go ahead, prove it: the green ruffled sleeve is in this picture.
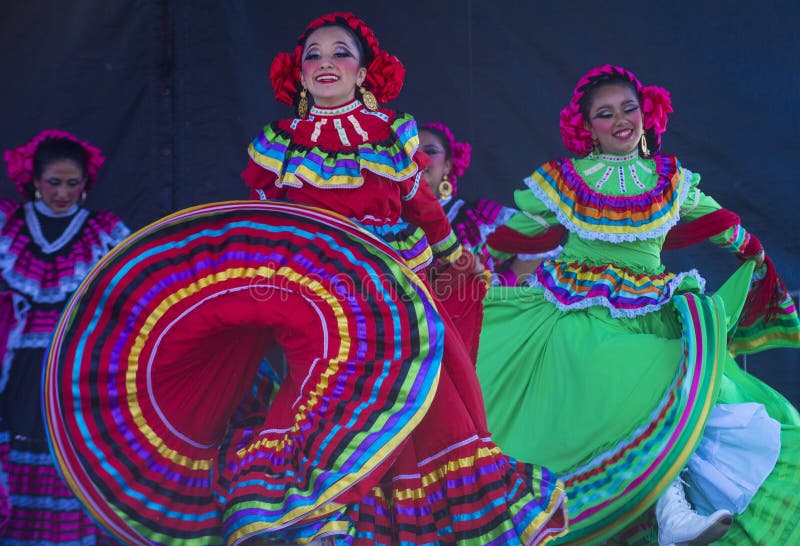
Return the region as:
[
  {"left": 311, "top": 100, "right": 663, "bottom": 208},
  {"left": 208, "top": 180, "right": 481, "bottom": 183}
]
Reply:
[{"left": 679, "top": 169, "right": 752, "bottom": 254}]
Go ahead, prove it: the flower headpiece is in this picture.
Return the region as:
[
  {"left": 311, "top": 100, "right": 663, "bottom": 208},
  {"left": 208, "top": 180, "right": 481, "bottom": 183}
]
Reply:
[
  {"left": 3, "top": 129, "right": 104, "bottom": 199},
  {"left": 421, "top": 122, "right": 472, "bottom": 195},
  {"left": 269, "top": 12, "right": 406, "bottom": 108},
  {"left": 559, "top": 64, "right": 673, "bottom": 156}
]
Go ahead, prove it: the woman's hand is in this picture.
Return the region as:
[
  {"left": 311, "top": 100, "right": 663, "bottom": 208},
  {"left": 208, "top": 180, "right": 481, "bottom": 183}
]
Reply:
[
  {"left": 471, "top": 254, "right": 486, "bottom": 275},
  {"left": 752, "top": 249, "right": 766, "bottom": 268},
  {"left": 740, "top": 248, "right": 765, "bottom": 268}
]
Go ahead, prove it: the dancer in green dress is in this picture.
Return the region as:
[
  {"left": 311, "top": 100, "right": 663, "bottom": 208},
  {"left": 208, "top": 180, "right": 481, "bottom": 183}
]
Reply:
[{"left": 477, "top": 64, "right": 800, "bottom": 545}]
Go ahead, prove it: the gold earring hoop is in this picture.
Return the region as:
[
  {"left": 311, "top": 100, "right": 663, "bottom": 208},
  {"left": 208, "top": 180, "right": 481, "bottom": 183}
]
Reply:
[
  {"left": 34, "top": 189, "right": 42, "bottom": 200},
  {"left": 438, "top": 174, "right": 453, "bottom": 199},
  {"left": 297, "top": 87, "right": 309, "bottom": 118},
  {"left": 359, "top": 86, "right": 378, "bottom": 111},
  {"left": 640, "top": 134, "right": 651, "bottom": 157}
]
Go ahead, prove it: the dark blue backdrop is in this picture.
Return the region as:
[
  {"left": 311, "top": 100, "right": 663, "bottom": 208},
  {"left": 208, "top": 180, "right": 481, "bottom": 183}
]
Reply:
[{"left": 1, "top": 1, "right": 797, "bottom": 403}]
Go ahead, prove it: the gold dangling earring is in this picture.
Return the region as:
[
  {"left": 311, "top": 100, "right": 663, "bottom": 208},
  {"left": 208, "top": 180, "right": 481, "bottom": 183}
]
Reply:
[
  {"left": 81, "top": 190, "right": 87, "bottom": 202},
  {"left": 359, "top": 86, "right": 378, "bottom": 111},
  {"left": 438, "top": 173, "right": 453, "bottom": 199},
  {"left": 640, "top": 134, "right": 651, "bottom": 157},
  {"left": 34, "top": 189, "right": 42, "bottom": 200},
  {"left": 592, "top": 137, "right": 600, "bottom": 155},
  {"left": 297, "top": 87, "right": 309, "bottom": 119}
]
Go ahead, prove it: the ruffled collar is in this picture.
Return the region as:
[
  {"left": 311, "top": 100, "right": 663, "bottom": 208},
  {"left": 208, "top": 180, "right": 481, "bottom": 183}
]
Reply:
[
  {"left": 25, "top": 201, "right": 89, "bottom": 254},
  {"left": 248, "top": 109, "right": 419, "bottom": 189},
  {"left": 525, "top": 153, "right": 691, "bottom": 242},
  {"left": 34, "top": 199, "right": 79, "bottom": 218},
  {"left": 309, "top": 99, "right": 363, "bottom": 118}
]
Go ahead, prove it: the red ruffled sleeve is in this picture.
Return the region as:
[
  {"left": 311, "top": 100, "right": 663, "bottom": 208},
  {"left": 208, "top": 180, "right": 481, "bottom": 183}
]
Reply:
[
  {"left": 242, "top": 159, "right": 287, "bottom": 201},
  {"left": 400, "top": 163, "right": 461, "bottom": 262}
]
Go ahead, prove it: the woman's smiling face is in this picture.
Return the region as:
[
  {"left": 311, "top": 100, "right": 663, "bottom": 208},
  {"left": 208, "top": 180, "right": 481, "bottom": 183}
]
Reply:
[
  {"left": 300, "top": 25, "right": 367, "bottom": 108},
  {"left": 584, "top": 83, "right": 643, "bottom": 155}
]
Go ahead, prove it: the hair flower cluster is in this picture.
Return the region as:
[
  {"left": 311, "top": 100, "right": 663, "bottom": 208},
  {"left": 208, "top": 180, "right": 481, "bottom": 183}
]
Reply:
[{"left": 3, "top": 129, "right": 104, "bottom": 198}]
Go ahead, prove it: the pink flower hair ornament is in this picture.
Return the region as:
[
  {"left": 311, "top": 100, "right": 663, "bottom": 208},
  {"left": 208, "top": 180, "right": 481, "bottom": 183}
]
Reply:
[
  {"left": 270, "top": 12, "right": 406, "bottom": 108},
  {"left": 559, "top": 64, "right": 673, "bottom": 156},
  {"left": 3, "top": 129, "right": 104, "bottom": 199},
  {"left": 420, "top": 122, "right": 472, "bottom": 194}
]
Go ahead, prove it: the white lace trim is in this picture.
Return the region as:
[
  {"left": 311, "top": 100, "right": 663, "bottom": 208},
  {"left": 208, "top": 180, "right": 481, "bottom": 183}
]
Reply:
[
  {"left": 0, "top": 219, "right": 130, "bottom": 303},
  {"left": 34, "top": 200, "right": 79, "bottom": 218},
  {"left": 531, "top": 267, "right": 705, "bottom": 318},
  {"left": 13, "top": 331, "right": 53, "bottom": 349},
  {"left": 401, "top": 172, "right": 422, "bottom": 201},
  {"left": 495, "top": 205, "right": 518, "bottom": 226},
  {"left": 25, "top": 201, "right": 89, "bottom": 254},
  {"left": 477, "top": 205, "right": 517, "bottom": 243},
  {"left": 517, "top": 246, "right": 563, "bottom": 261},
  {"left": 444, "top": 199, "right": 464, "bottom": 223}
]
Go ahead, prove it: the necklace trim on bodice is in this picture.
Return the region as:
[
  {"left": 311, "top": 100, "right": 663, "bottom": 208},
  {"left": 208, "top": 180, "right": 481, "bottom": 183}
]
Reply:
[
  {"left": 581, "top": 150, "right": 654, "bottom": 193},
  {"left": 586, "top": 149, "right": 639, "bottom": 163},
  {"left": 310, "top": 99, "right": 362, "bottom": 117}
]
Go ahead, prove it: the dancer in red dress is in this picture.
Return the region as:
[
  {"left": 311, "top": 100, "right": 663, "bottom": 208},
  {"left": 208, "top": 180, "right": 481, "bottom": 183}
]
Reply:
[{"left": 43, "top": 12, "right": 567, "bottom": 546}]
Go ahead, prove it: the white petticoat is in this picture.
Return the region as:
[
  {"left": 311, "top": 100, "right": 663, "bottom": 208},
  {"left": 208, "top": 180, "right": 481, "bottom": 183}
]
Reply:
[{"left": 685, "top": 402, "right": 780, "bottom": 515}]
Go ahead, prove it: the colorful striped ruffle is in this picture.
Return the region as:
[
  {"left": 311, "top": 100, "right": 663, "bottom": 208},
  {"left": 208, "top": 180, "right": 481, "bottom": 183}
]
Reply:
[
  {"left": 559, "top": 293, "right": 724, "bottom": 544},
  {"left": 526, "top": 154, "right": 690, "bottom": 243},
  {"left": 218, "top": 434, "right": 568, "bottom": 545},
  {"left": 534, "top": 259, "right": 705, "bottom": 317},
  {"left": 730, "top": 289, "right": 800, "bottom": 355},
  {"left": 44, "top": 201, "right": 445, "bottom": 545},
  {"left": 429, "top": 228, "right": 461, "bottom": 264},
  {"left": 350, "top": 440, "right": 567, "bottom": 545},
  {"left": 362, "top": 220, "right": 434, "bottom": 272},
  {"left": 717, "top": 224, "right": 751, "bottom": 254},
  {"left": 0, "top": 200, "right": 130, "bottom": 304},
  {"left": 0, "top": 431, "right": 113, "bottom": 545},
  {"left": 248, "top": 110, "right": 419, "bottom": 190}
]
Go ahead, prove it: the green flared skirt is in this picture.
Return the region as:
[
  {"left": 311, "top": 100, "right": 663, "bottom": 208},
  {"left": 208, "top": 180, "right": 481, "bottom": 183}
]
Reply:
[{"left": 477, "top": 262, "right": 800, "bottom": 544}]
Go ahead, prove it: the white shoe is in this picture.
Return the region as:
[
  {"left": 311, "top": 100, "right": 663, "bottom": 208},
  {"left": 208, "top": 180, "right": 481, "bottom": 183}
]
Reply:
[{"left": 655, "top": 478, "right": 733, "bottom": 545}]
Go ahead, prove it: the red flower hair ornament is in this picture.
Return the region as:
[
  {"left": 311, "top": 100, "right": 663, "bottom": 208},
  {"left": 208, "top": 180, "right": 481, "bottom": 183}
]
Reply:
[
  {"left": 269, "top": 12, "right": 406, "bottom": 108},
  {"left": 559, "top": 64, "right": 673, "bottom": 156},
  {"left": 3, "top": 129, "right": 104, "bottom": 199}
]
